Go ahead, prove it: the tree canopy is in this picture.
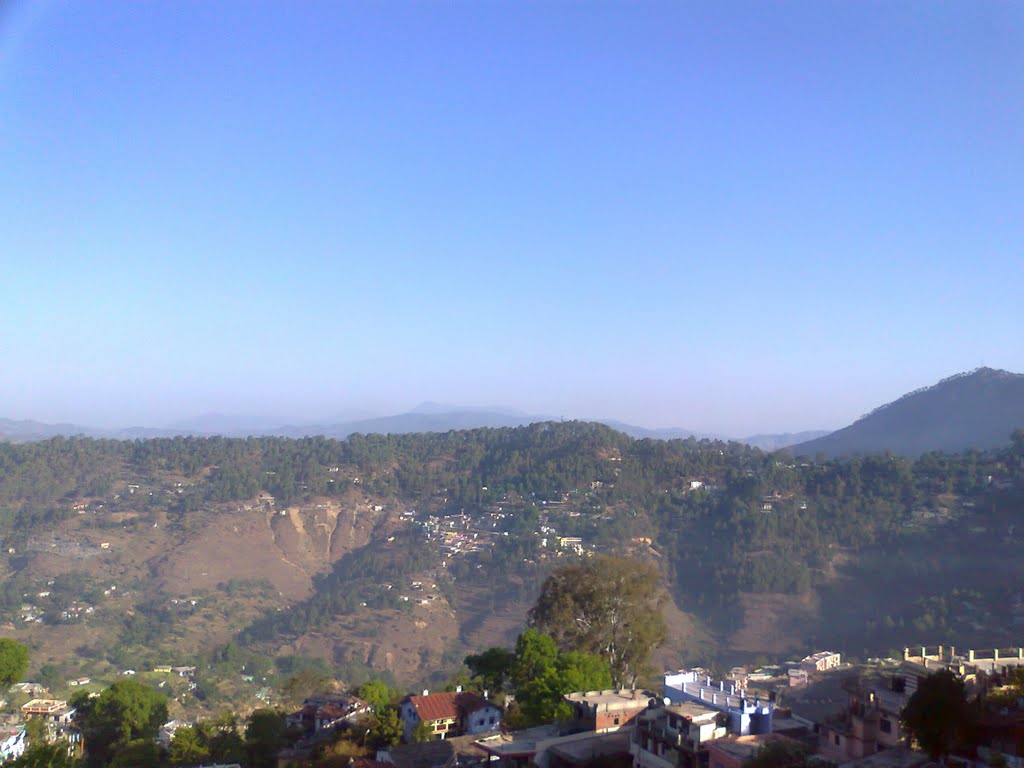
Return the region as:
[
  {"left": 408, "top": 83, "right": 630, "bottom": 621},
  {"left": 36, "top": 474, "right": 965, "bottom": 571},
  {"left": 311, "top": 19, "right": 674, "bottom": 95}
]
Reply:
[
  {"left": 0, "top": 638, "right": 29, "bottom": 689},
  {"left": 901, "top": 670, "right": 974, "bottom": 760},
  {"left": 464, "top": 647, "right": 516, "bottom": 696},
  {"left": 358, "top": 678, "right": 399, "bottom": 712},
  {"left": 529, "top": 555, "right": 666, "bottom": 686},
  {"left": 9, "top": 743, "right": 78, "bottom": 768},
  {"left": 73, "top": 680, "right": 168, "bottom": 767},
  {"left": 467, "top": 629, "right": 612, "bottom": 728}
]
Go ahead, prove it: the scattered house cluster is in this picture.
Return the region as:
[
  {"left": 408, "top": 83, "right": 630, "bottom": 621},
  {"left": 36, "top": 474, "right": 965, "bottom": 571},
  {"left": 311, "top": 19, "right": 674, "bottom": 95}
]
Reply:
[{"left": 414, "top": 501, "right": 597, "bottom": 568}]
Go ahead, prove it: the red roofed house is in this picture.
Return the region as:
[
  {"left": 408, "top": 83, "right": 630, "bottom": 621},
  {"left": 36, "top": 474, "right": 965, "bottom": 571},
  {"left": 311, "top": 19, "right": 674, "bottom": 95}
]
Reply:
[
  {"left": 399, "top": 690, "right": 502, "bottom": 740},
  {"left": 287, "top": 693, "right": 372, "bottom": 736}
]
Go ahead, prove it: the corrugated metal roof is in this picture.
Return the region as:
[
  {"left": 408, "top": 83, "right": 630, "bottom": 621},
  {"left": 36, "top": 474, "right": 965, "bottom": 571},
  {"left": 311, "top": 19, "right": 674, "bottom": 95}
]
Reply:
[{"left": 408, "top": 692, "right": 493, "bottom": 722}]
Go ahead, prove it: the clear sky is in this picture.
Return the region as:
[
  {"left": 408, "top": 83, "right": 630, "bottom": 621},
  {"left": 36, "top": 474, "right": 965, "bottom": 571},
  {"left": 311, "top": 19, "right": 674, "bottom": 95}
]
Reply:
[{"left": 1, "top": 1, "right": 1021, "bottom": 434}]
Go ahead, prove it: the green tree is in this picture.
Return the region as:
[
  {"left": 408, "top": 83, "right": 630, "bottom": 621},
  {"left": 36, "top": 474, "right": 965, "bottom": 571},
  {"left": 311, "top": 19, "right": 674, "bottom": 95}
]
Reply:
[
  {"left": 508, "top": 629, "right": 612, "bottom": 727},
  {"left": 23, "top": 717, "right": 48, "bottom": 747},
  {"left": 0, "top": 638, "right": 30, "bottom": 688},
  {"left": 528, "top": 556, "right": 666, "bottom": 686},
  {"left": 464, "top": 647, "right": 515, "bottom": 695},
  {"left": 73, "top": 680, "right": 168, "bottom": 767},
  {"left": 169, "top": 726, "right": 209, "bottom": 766},
  {"left": 9, "top": 743, "right": 77, "bottom": 768},
  {"left": 367, "top": 706, "right": 403, "bottom": 748},
  {"left": 412, "top": 720, "right": 434, "bottom": 743},
  {"left": 197, "top": 712, "right": 245, "bottom": 765},
  {"left": 281, "top": 668, "right": 332, "bottom": 707},
  {"left": 37, "top": 664, "right": 65, "bottom": 695},
  {"left": 109, "top": 739, "right": 161, "bottom": 768},
  {"left": 357, "top": 679, "right": 394, "bottom": 713},
  {"left": 901, "top": 670, "right": 974, "bottom": 761},
  {"left": 245, "top": 709, "right": 288, "bottom": 768}
]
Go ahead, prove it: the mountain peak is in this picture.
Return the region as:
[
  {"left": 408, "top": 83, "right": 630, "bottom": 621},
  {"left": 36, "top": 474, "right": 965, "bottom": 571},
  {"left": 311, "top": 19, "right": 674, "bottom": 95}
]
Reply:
[{"left": 793, "top": 367, "right": 1024, "bottom": 458}]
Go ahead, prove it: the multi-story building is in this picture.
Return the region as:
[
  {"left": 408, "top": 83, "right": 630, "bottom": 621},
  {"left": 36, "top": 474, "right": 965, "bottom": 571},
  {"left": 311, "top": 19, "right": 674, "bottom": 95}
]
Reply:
[
  {"left": 563, "top": 690, "right": 653, "bottom": 733},
  {"left": 21, "top": 699, "right": 75, "bottom": 726},
  {"left": 630, "top": 701, "right": 726, "bottom": 768},
  {"left": 663, "top": 671, "right": 773, "bottom": 736},
  {"left": 818, "top": 675, "right": 908, "bottom": 762}
]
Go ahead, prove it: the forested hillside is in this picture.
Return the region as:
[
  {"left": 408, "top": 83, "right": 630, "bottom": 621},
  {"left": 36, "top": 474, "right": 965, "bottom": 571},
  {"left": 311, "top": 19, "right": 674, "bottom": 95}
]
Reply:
[{"left": 0, "top": 422, "right": 1021, "bottom": 714}]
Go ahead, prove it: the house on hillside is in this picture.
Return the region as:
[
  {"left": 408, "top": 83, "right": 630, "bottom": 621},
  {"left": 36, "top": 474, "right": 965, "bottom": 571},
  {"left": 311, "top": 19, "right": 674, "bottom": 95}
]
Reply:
[
  {"left": 8, "top": 683, "right": 45, "bottom": 697},
  {"left": 22, "top": 699, "right": 75, "bottom": 725},
  {"left": 399, "top": 690, "right": 501, "bottom": 740},
  {"left": 287, "top": 693, "right": 371, "bottom": 736}
]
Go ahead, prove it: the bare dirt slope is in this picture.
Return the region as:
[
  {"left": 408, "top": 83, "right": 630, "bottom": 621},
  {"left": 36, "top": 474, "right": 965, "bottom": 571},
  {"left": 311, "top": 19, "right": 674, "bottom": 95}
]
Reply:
[{"left": 153, "top": 495, "right": 389, "bottom": 600}]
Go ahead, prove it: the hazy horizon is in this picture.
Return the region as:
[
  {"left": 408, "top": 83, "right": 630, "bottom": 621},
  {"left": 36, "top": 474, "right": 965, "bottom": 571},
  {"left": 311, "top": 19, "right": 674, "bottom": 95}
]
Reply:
[
  {"left": 2, "top": 365, "right": 1019, "bottom": 437},
  {"left": 2, "top": 2, "right": 1021, "bottom": 436}
]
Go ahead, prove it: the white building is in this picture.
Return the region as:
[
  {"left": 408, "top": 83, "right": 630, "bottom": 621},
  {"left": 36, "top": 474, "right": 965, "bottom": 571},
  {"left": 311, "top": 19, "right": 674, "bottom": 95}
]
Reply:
[
  {"left": 800, "top": 651, "right": 842, "bottom": 673},
  {"left": 0, "top": 727, "right": 26, "bottom": 762}
]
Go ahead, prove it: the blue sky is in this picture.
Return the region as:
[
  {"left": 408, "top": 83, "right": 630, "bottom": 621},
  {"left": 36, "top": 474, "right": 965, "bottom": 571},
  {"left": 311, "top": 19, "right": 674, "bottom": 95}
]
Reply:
[{"left": 1, "top": 1, "right": 1021, "bottom": 434}]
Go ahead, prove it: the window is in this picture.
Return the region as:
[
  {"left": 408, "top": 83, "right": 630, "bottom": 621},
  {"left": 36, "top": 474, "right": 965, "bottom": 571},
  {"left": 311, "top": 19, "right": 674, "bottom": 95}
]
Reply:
[
  {"left": 834, "top": 734, "right": 840, "bottom": 746},
  {"left": 489, "top": 716, "right": 496, "bottom": 725},
  {"left": 880, "top": 719, "right": 892, "bottom": 734},
  {"left": 614, "top": 717, "right": 620, "bottom": 725}
]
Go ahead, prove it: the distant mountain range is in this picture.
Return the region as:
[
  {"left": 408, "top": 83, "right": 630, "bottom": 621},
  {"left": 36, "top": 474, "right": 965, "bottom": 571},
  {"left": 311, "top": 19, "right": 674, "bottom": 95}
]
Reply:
[
  {"left": 0, "top": 405, "right": 825, "bottom": 450},
  {"left": 790, "top": 367, "right": 1024, "bottom": 458},
  {"left": 5, "top": 368, "right": 1020, "bottom": 455}
]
